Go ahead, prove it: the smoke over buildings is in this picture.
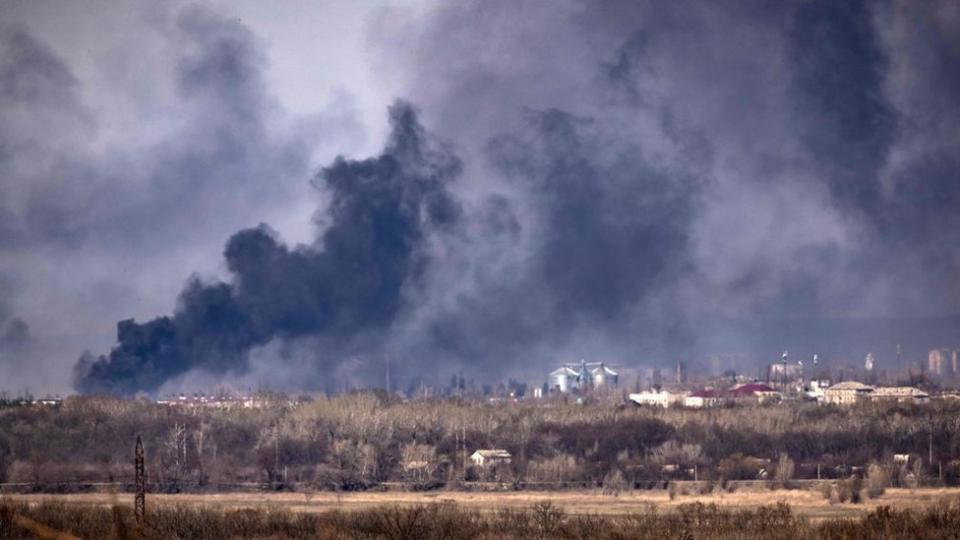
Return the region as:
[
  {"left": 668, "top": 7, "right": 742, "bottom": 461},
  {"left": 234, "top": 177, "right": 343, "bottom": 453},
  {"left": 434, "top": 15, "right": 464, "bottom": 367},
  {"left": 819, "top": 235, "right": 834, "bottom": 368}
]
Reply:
[{"left": 1, "top": 1, "right": 959, "bottom": 394}]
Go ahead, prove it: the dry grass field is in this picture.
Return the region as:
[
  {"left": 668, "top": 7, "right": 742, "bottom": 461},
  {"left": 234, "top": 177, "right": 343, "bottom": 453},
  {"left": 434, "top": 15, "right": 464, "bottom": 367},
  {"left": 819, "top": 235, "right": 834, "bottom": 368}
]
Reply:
[{"left": 6, "top": 487, "right": 960, "bottom": 522}]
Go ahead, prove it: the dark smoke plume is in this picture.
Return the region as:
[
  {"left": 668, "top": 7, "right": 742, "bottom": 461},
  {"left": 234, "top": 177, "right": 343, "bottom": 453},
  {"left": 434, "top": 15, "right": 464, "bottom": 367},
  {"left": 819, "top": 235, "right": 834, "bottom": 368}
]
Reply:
[
  {"left": 63, "top": 0, "right": 960, "bottom": 394},
  {"left": 74, "top": 102, "right": 460, "bottom": 394},
  {"left": 369, "top": 0, "right": 960, "bottom": 377}
]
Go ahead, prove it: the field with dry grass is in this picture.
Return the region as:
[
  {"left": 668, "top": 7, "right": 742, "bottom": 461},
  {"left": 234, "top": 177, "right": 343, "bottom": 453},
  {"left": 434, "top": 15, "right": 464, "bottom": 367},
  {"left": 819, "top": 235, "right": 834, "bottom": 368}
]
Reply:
[
  {"left": 6, "top": 487, "right": 960, "bottom": 522},
  {"left": 7, "top": 489, "right": 960, "bottom": 539}
]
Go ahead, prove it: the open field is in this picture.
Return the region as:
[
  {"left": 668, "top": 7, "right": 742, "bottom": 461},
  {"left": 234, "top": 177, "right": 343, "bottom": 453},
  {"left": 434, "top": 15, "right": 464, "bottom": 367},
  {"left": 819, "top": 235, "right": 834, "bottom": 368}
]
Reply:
[{"left": 6, "top": 487, "right": 960, "bottom": 522}]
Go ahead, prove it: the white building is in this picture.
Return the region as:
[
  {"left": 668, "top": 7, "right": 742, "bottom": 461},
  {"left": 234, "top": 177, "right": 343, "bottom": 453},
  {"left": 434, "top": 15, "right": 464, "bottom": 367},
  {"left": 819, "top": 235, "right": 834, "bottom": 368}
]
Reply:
[
  {"left": 803, "top": 379, "right": 831, "bottom": 402},
  {"left": 870, "top": 386, "right": 929, "bottom": 404},
  {"left": 684, "top": 389, "right": 723, "bottom": 408},
  {"left": 823, "top": 381, "right": 873, "bottom": 405},
  {"left": 629, "top": 390, "right": 685, "bottom": 408},
  {"left": 470, "top": 449, "right": 512, "bottom": 467}
]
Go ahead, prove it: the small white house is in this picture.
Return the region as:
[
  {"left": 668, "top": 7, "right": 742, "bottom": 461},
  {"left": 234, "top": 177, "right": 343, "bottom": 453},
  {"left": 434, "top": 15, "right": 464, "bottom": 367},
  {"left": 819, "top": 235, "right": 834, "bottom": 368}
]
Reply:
[{"left": 470, "top": 449, "right": 512, "bottom": 467}]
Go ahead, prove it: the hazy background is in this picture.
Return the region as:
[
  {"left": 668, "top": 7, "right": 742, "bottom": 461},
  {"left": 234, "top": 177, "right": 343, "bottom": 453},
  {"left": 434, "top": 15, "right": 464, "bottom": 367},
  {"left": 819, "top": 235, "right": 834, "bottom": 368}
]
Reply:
[{"left": 1, "top": 1, "right": 959, "bottom": 395}]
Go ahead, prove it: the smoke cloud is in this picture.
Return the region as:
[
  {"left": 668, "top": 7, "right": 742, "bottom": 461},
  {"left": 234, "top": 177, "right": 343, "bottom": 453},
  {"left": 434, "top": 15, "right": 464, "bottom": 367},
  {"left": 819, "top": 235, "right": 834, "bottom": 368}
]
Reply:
[
  {"left": 368, "top": 0, "right": 960, "bottom": 378},
  {"left": 3, "top": 1, "right": 960, "bottom": 394},
  {"left": 1, "top": 4, "right": 364, "bottom": 393},
  {"left": 75, "top": 102, "right": 460, "bottom": 394}
]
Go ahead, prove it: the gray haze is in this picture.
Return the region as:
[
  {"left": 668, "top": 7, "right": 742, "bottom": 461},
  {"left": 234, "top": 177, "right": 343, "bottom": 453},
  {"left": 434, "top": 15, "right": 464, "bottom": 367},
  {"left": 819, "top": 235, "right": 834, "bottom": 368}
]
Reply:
[{"left": 1, "top": 1, "right": 959, "bottom": 395}]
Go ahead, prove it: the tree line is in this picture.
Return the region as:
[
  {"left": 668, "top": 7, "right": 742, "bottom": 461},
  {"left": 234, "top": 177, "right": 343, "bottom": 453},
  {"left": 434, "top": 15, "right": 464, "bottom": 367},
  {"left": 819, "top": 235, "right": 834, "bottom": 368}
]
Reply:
[{"left": 2, "top": 393, "right": 960, "bottom": 490}]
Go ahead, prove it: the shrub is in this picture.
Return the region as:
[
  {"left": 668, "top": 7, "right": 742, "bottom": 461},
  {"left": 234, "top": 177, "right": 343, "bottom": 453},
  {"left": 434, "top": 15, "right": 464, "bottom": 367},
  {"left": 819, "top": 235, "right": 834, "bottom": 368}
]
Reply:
[
  {"left": 837, "top": 480, "right": 850, "bottom": 503},
  {"left": 849, "top": 476, "right": 863, "bottom": 504},
  {"left": 602, "top": 468, "right": 628, "bottom": 496},
  {"left": 866, "top": 463, "right": 887, "bottom": 499},
  {"left": 774, "top": 453, "right": 795, "bottom": 489},
  {"left": 3, "top": 498, "right": 960, "bottom": 539}
]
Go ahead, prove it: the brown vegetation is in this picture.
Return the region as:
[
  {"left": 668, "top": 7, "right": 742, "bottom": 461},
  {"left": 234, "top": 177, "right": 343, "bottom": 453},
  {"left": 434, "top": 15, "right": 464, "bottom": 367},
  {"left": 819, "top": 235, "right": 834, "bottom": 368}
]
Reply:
[
  {"left": 2, "top": 394, "right": 960, "bottom": 493},
  {"left": 3, "top": 497, "right": 960, "bottom": 539}
]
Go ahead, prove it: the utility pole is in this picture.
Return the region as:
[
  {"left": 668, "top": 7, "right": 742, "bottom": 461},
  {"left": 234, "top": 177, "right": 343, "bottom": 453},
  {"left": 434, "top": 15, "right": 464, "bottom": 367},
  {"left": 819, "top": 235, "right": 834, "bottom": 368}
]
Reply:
[
  {"left": 274, "top": 425, "right": 280, "bottom": 483},
  {"left": 135, "top": 436, "right": 146, "bottom": 529}
]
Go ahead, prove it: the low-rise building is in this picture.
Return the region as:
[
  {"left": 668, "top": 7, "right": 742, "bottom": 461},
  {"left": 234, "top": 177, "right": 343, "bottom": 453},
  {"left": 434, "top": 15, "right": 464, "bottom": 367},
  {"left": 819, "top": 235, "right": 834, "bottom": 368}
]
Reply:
[
  {"left": 684, "top": 389, "right": 723, "bottom": 408},
  {"left": 470, "top": 449, "right": 512, "bottom": 467},
  {"left": 629, "top": 390, "right": 686, "bottom": 408},
  {"left": 870, "top": 386, "right": 929, "bottom": 404},
  {"left": 156, "top": 393, "right": 282, "bottom": 409},
  {"left": 803, "top": 379, "right": 831, "bottom": 402},
  {"left": 823, "top": 381, "right": 873, "bottom": 405},
  {"left": 730, "top": 383, "right": 780, "bottom": 403}
]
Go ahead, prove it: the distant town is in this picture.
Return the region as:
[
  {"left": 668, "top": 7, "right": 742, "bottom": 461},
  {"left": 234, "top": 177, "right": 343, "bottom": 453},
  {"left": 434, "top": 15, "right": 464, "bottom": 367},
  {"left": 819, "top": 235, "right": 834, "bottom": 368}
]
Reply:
[{"left": 5, "top": 347, "right": 960, "bottom": 410}]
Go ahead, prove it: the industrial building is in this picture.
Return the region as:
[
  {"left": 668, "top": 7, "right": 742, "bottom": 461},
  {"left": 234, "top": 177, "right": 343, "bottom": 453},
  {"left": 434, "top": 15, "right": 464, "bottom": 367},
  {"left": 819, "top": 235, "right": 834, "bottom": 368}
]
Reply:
[
  {"left": 548, "top": 360, "right": 618, "bottom": 394},
  {"left": 548, "top": 366, "right": 582, "bottom": 393}
]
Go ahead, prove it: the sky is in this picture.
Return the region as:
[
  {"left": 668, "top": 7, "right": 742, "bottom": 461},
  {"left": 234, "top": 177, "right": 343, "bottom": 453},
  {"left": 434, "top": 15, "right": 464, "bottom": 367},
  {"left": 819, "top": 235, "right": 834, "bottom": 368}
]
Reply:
[{"left": 1, "top": 1, "right": 959, "bottom": 396}]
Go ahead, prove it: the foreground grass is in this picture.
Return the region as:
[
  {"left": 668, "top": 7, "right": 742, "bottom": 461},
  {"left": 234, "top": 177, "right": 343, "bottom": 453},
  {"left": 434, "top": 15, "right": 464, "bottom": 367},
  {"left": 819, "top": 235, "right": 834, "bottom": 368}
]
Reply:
[
  {"left": 0, "top": 500, "right": 960, "bottom": 540},
  {"left": 3, "top": 498, "right": 960, "bottom": 539}
]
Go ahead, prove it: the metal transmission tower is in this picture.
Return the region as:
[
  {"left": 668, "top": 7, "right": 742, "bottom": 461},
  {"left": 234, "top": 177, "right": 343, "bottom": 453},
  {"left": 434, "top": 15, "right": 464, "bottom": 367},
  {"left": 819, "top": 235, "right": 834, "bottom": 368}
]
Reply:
[{"left": 135, "top": 436, "right": 146, "bottom": 528}]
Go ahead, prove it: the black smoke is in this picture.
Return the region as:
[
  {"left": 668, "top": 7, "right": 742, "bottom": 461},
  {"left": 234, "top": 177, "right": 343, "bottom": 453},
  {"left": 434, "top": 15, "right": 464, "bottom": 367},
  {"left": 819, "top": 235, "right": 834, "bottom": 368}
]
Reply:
[
  {"left": 1, "top": 4, "right": 361, "bottom": 393},
  {"left": 423, "top": 108, "right": 698, "bottom": 368},
  {"left": 74, "top": 102, "right": 460, "bottom": 394},
  {"left": 66, "top": 0, "right": 960, "bottom": 393},
  {"left": 0, "top": 277, "right": 32, "bottom": 371},
  {"left": 371, "top": 0, "right": 960, "bottom": 377}
]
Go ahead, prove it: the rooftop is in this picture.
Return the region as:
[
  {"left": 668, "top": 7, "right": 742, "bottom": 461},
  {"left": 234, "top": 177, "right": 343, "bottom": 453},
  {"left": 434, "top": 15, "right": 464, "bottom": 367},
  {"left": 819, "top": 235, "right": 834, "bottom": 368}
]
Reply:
[
  {"left": 730, "top": 383, "right": 776, "bottom": 397},
  {"left": 472, "top": 449, "right": 512, "bottom": 459},
  {"left": 828, "top": 381, "right": 873, "bottom": 391}
]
